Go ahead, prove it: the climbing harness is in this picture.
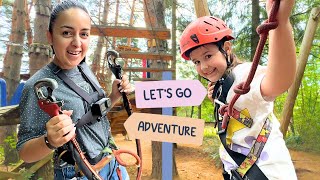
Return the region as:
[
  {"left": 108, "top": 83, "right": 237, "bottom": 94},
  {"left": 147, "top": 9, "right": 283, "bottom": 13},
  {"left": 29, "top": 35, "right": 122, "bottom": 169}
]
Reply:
[
  {"left": 35, "top": 62, "right": 140, "bottom": 179},
  {"left": 34, "top": 78, "right": 103, "bottom": 180},
  {"left": 107, "top": 50, "right": 143, "bottom": 180},
  {"left": 212, "top": 0, "right": 281, "bottom": 179}
]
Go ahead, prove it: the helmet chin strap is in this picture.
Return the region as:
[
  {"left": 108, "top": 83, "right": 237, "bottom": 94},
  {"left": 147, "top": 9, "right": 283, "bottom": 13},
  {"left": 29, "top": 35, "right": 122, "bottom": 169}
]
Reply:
[{"left": 216, "top": 41, "right": 232, "bottom": 68}]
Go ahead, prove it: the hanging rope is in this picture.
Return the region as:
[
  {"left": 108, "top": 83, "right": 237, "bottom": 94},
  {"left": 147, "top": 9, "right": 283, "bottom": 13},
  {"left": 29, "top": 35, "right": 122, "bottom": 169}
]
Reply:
[{"left": 219, "top": 0, "right": 281, "bottom": 129}]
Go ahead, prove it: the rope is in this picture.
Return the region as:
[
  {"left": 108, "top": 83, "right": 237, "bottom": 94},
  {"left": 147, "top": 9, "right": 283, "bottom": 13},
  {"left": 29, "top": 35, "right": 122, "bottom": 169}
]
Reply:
[{"left": 219, "top": 0, "right": 281, "bottom": 129}]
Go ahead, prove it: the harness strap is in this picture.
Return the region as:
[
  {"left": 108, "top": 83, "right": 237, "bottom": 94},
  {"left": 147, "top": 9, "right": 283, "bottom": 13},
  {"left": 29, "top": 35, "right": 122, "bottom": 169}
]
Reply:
[
  {"left": 78, "top": 61, "right": 105, "bottom": 99},
  {"left": 217, "top": 119, "right": 268, "bottom": 180},
  {"left": 47, "top": 61, "right": 104, "bottom": 128},
  {"left": 47, "top": 61, "right": 110, "bottom": 179},
  {"left": 213, "top": 73, "right": 268, "bottom": 180},
  {"left": 47, "top": 62, "right": 95, "bottom": 104},
  {"left": 237, "top": 115, "right": 272, "bottom": 177}
]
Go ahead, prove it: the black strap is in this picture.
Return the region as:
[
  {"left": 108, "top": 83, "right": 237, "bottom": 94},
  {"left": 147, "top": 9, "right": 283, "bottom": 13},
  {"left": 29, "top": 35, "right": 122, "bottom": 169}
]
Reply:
[
  {"left": 78, "top": 61, "right": 104, "bottom": 99},
  {"left": 47, "top": 62, "right": 94, "bottom": 104},
  {"left": 47, "top": 61, "right": 104, "bottom": 128},
  {"left": 213, "top": 74, "right": 268, "bottom": 180},
  {"left": 75, "top": 110, "right": 99, "bottom": 128}
]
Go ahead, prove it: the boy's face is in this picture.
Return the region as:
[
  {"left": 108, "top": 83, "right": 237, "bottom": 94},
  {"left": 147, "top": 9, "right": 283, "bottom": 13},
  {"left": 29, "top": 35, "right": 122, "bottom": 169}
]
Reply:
[{"left": 190, "top": 44, "right": 228, "bottom": 82}]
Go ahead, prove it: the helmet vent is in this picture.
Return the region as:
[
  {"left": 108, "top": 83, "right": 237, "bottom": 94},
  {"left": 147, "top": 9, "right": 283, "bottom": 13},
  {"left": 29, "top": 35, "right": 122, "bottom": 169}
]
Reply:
[
  {"left": 216, "top": 26, "right": 220, "bottom": 30},
  {"left": 204, "top": 21, "right": 213, "bottom": 26},
  {"left": 209, "top": 17, "right": 219, "bottom": 21},
  {"left": 190, "top": 34, "right": 199, "bottom": 44}
]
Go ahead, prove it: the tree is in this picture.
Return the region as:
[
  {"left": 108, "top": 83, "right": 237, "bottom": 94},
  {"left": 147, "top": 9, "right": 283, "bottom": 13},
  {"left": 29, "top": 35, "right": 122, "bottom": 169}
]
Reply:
[
  {"left": 25, "top": 1, "right": 54, "bottom": 178},
  {"left": 143, "top": 0, "right": 177, "bottom": 179},
  {"left": 28, "top": 0, "right": 52, "bottom": 76},
  {"left": 1, "top": 0, "right": 26, "bottom": 165},
  {"left": 91, "top": 0, "right": 112, "bottom": 94},
  {"left": 280, "top": 7, "right": 320, "bottom": 137},
  {"left": 251, "top": 0, "right": 260, "bottom": 61}
]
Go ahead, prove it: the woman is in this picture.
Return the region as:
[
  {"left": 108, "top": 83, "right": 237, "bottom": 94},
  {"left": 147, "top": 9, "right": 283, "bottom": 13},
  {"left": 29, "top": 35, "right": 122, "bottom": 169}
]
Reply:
[{"left": 17, "top": 0, "right": 130, "bottom": 179}]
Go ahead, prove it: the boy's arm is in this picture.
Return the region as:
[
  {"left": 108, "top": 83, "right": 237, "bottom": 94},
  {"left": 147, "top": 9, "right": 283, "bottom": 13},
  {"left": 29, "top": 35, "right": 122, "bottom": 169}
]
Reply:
[{"left": 261, "top": 0, "right": 296, "bottom": 98}]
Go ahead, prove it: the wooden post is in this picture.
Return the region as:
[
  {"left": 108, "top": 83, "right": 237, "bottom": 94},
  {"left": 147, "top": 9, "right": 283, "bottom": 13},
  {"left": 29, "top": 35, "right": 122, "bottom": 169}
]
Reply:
[
  {"left": 172, "top": 0, "right": 177, "bottom": 80},
  {"left": 194, "top": 0, "right": 210, "bottom": 17},
  {"left": 193, "top": 0, "right": 210, "bottom": 119},
  {"left": 280, "top": 7, "right": 320, "bottom": 137}
]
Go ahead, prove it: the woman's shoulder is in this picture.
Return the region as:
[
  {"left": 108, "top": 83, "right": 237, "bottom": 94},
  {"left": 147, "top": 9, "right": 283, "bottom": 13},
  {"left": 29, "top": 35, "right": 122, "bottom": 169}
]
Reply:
[{"left": 24, "top": 65, "right": 56, "bottom": 86}]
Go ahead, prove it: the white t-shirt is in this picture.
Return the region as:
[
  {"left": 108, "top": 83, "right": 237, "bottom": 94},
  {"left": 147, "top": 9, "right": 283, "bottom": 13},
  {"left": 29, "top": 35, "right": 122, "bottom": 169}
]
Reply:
[{"left": 219, "top": 63, "right": 297, "bottom": 180}]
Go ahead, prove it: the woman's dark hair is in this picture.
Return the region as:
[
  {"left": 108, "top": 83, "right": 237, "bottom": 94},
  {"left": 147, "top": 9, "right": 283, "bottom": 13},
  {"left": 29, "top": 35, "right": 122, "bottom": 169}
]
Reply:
[{"left": 48, "top": 0, "right": 89, "bottom": 33}]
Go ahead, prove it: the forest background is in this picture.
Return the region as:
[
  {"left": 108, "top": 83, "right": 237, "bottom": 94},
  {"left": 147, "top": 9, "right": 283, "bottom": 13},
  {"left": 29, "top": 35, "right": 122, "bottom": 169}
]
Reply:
[{"left": 0, "top": 0, "right": 319, "bottom": 178}]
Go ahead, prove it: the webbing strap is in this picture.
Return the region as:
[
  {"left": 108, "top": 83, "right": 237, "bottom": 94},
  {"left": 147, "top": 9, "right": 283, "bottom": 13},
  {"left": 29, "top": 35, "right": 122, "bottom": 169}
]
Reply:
[
  {"left": 47, "top": 61, "right": 104, "bottom": 128},
  {"left": 78, "top": 61, "right": 104, "bottom": 99},
  {"left": 217, "top": 118, "right": 268, "bottom": 180},
  {"left": 237, "top": 116, "right": 272, "bottom": 177},
  {"left": 57, "top": 70, "right": 94, "bottom": 104},
  {"left": 214, "top": 74, "right": 268, "bottom": 180},
  {"left": 47, "top": 62, "right": 94, "bottom": 104}
]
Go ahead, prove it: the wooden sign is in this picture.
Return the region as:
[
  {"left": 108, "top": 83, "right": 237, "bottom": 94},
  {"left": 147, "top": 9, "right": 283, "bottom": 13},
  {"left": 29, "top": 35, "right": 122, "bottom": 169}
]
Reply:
[
  {"left": 124, "top": 113, "right": 205, "bottom": 145},
  {"left": 135, "top": 80, "right": 207, "bottom": 108}
]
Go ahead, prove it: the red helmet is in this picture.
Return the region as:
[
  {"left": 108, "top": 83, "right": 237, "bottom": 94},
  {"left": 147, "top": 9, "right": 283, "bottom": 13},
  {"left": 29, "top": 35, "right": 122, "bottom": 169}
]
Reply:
[{"left": 180, "top": 16, "right": 234, "bottom": 60}]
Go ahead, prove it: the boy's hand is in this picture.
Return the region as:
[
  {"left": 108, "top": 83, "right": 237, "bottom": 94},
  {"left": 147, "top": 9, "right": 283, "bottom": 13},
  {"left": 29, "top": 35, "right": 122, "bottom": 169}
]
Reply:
[
  {"left": 266, "top": 0, "right": 295, "bottom": 23},
  {"left": 207, "top": 82, "right": 215, "bottom": 102}
]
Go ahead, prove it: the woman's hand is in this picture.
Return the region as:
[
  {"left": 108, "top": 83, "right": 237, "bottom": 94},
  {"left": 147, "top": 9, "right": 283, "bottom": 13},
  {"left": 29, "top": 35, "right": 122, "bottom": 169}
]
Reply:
[
  {"left": 45, "top": 110, "right": 76, "bottom": 148},
  {"left": 109, "top": 74, "right": 134, "bottom": 106},
  {"left": 207, "top": 82, "right": 215, "bottom": 103},
  {"left": 266, "top": 0, "right": 295, "bottom": 23}
]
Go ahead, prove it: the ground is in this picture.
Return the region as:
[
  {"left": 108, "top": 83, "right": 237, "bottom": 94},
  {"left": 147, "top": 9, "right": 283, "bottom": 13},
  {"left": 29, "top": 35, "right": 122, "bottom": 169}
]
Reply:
[
  {"left": 0, "top": 134, "right": 319, "bottom": 179},
  {"left": 114, "top": 134, "right": 320, "bottom": 180}
]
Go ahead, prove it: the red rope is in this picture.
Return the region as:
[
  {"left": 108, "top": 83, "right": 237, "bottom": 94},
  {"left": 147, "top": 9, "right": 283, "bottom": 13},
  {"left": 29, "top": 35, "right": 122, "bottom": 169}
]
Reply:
[{"left": 219, "top": 0, "right": 281, "bottom": 129}]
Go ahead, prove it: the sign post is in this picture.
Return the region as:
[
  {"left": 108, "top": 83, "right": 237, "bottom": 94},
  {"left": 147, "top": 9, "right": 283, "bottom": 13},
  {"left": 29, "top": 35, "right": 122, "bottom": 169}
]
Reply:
[
  {"left": 162, "top": 71, "right": 172, "bottom": 180},
  {"left": 135, "top": 79, "right": 207, "bottom": 108},
  {"left": 129, "top": 75, "right": 207, "bottom": 180}
]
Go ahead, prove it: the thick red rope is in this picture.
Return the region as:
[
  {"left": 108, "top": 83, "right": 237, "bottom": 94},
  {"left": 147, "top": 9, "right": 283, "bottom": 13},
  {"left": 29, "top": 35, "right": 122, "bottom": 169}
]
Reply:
[{"left": 219, "top": 0, "right": 281, "bottom": 129}]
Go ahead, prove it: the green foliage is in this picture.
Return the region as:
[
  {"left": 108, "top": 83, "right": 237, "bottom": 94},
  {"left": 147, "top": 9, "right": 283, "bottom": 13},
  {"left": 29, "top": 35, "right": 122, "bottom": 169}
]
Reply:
[
  {"left": 4, "top": 133, "right": 17, "bottom": 149},
  {"left": 203, "top": 125, "right": 216, "bottom": 138},
  {"left": 19, "top": 168, "right": 35, "bottom": 179},
  {"left": 203, "top": 136, "right": 222, "bottom": 168},
  {"left": 0, "top": 145, "right": 4, "bottom": 164}
]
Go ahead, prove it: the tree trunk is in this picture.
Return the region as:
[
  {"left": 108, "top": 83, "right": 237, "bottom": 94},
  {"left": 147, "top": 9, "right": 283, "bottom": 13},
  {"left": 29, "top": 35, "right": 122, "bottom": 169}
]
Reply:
[
  {"left": 2, "top": 0, "right": 25, "bottom": 101},
  {"left": 251, "top": 0, "right": 260, "bottom": 62},
  {"left": 24, "top": 0, "right": 33, "bottom": 46},
  {"left": 143, "top": 0, "right": 177, "bottom": 178},
  {"left": 91, "top": 0, "right": 111, "bottom": 94},
  {"left": 127, "top": 0, "right": 136, "bottom": 46},
  {"left": 171, "top": 0, "right": 177, "bottom": 81},
  {"left": 24, "top": 0, "right": 54, "bottom": 177},
  {"left": 112, "top": 0, "right": 119, "bottom": 48},
  {"left": 1, "top": 0, "right": 26, "bottom": 165},
  {"left": 28, "top": 0, "right": 52, "bottom": 76},
  {"left": 280, "top": 7, "right": 320, "bottom": 137}
]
